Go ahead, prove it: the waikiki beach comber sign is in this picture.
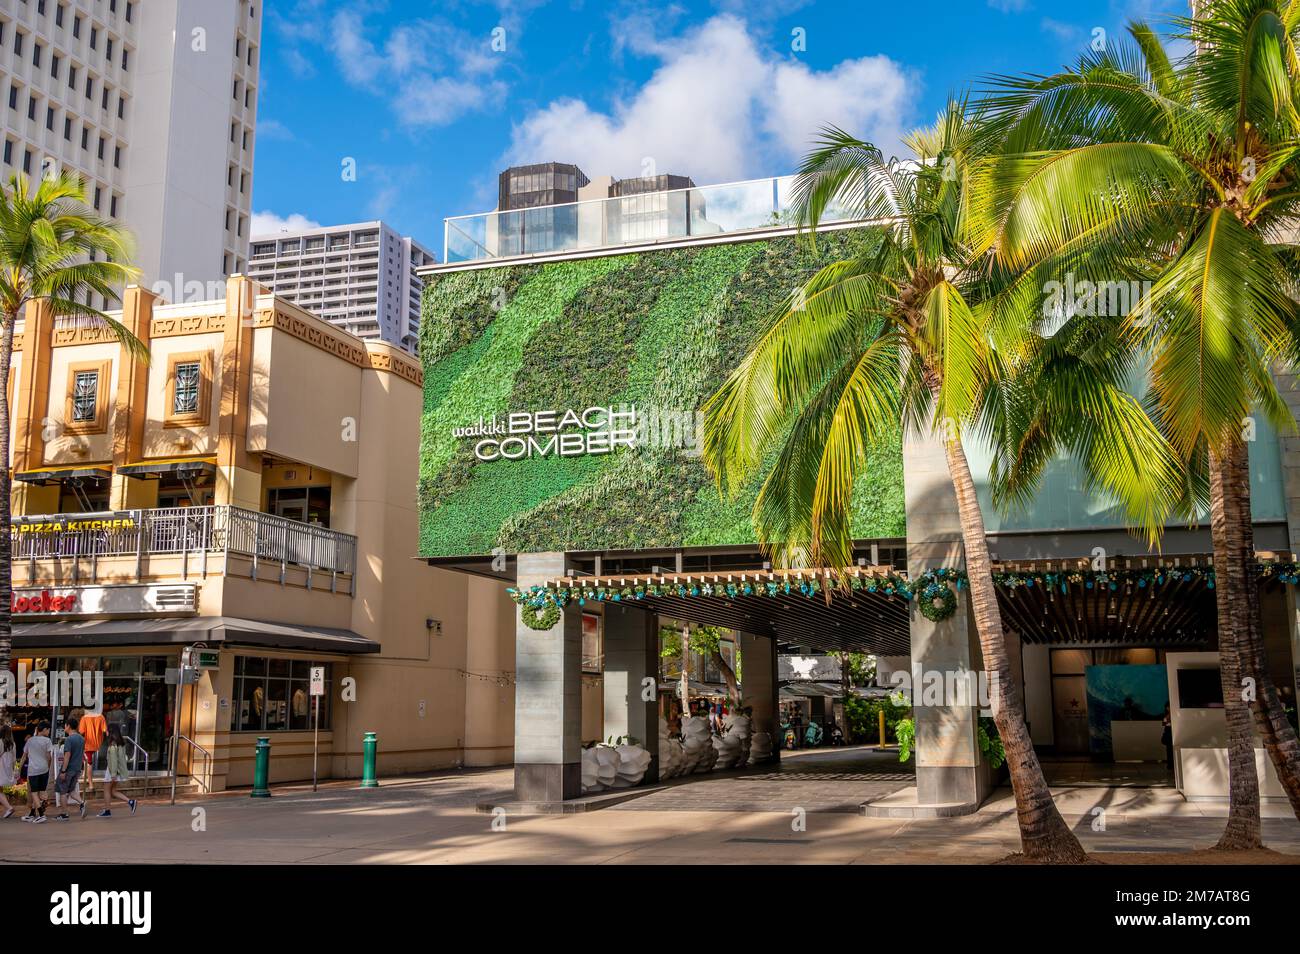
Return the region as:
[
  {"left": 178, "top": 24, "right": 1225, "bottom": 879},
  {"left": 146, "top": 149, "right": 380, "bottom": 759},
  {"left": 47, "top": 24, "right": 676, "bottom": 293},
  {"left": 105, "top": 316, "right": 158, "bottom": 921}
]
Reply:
[{"left": 453, "top": 405, "right": 638, "bottom": 462}]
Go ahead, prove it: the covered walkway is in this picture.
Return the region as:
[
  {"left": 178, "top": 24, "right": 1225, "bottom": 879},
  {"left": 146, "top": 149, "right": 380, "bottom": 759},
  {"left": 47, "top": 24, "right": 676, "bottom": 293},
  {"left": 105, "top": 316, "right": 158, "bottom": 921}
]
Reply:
[{"left": 607, "top": 745, "right": 914, "bottom": 814}]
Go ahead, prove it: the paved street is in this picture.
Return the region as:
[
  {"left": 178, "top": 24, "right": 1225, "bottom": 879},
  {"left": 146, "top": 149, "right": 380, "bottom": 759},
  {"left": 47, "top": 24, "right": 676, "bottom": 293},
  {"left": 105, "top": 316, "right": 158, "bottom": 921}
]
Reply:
[{"left": 2, "top": 747, "right": 1297, "bottom": 864}]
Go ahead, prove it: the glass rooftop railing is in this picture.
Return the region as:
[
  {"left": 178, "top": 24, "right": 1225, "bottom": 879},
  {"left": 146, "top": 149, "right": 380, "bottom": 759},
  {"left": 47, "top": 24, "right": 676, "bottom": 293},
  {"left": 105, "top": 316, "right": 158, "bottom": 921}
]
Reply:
[{"left": 441, "top": 174, "right": 864, "bottom": 265}]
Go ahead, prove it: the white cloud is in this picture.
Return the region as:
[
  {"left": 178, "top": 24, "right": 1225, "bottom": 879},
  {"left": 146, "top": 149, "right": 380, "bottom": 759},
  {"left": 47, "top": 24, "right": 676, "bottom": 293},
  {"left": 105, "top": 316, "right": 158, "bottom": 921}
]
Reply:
[
  {"left": 764, "top": 55, "right": 911, "bottom": 161},
  {"left": 506, "top": 15, "right": 915, "bottom": 184},
  {"left": 988, "top": 0, "right": 1030, "bottom": 11},
  {"left": 1040, "top": 17, "right": 1081, "bottom": 43},
  {"left": 257, "top": 119, "right": 295, "bottom": 142},
  {"left": 397, "top": 76, "right": 508, "bottom": 127},
  {"left": 251, "top": 211, "right": 322, "bottom": 238},
  {"left": 326, "top": 13, "right": 507, "bottom": 127}
]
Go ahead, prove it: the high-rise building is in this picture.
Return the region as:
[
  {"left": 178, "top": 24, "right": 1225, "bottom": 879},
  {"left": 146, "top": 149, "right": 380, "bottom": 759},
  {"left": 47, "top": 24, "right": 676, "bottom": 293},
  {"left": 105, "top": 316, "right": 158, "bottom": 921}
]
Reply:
[
  {"left": 248, "top": 221, "right": 436, "bottom": 354},
  {"left": 480, "top": 163, "right": 698, "bottom": 259},
  {"left": 0, "top": 0, "right": 261, "bottom": 304}
]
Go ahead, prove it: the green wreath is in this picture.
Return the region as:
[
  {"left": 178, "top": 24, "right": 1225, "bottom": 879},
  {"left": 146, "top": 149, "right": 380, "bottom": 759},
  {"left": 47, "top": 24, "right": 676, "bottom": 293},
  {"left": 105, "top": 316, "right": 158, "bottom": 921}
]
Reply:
[
  {"left": 918, "top": 583, "right": 957, "bottom": 622},
  {"left": 520, "top": 601, "right": 561, "bottom": 631}
]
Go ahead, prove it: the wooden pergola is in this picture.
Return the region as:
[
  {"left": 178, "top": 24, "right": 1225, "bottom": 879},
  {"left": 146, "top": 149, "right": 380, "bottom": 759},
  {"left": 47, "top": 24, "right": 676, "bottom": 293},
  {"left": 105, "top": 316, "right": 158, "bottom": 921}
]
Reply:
[{"left": 545, "top": 566, "right": 912, "bottom": 655}]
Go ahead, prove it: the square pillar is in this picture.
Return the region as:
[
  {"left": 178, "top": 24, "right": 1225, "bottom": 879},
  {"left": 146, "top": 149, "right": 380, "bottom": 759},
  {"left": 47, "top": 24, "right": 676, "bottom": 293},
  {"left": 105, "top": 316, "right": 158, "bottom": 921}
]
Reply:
[
  {"left": 602, "top": 602, "right": 660, "bottom": 782},
  {"left": 513, "top": 552, "right": 583, "bottom": 802},
  {"left": 740, "top": 632, "right": 779, "bottom": 762},
  {"left": 904, "top": 425, "right": 982, "bottom": 810}
]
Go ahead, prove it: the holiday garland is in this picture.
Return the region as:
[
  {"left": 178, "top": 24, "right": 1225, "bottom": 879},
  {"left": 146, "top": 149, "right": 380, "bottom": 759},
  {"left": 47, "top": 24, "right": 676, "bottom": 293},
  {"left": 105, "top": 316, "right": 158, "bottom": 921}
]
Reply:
[{"left": 506, "top": 562, "right": 1300, "bottom": 631}]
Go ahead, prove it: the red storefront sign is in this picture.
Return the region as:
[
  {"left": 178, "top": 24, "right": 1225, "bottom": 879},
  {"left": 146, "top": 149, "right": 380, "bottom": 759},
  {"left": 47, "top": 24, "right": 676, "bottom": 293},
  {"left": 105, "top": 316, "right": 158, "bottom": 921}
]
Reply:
[{"left": 11, "top": 590, "right": 78, "bottom": 614}]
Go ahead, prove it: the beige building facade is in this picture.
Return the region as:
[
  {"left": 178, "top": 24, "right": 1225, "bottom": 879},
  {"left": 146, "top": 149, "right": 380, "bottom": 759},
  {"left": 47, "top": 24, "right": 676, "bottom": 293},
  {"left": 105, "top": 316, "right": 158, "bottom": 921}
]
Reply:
[{"left": 5, "top": 276, "right": 515, "bottom": 792}]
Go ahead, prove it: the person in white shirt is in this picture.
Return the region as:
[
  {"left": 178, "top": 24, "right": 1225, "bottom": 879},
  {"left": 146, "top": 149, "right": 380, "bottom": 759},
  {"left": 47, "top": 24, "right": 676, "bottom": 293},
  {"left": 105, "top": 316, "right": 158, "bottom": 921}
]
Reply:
[{"left": 16, "top": 722, "right": 53, "bottom": 822}]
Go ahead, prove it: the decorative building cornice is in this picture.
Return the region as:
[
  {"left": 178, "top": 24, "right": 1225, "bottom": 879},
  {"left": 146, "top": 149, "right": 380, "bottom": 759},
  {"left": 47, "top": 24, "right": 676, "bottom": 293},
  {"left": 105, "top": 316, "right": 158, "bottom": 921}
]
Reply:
[
  {"left": 51, "top": 324, "right": 124, "bottom": 347},
  {"left": 368, "top": 351, "right": 424, "bottom": 387},
  {"left": 254, "top": 308, "right": 370, "bottom": 368},
  {"left": 151, "top": 313, "right": 227, "bottom": 338}
]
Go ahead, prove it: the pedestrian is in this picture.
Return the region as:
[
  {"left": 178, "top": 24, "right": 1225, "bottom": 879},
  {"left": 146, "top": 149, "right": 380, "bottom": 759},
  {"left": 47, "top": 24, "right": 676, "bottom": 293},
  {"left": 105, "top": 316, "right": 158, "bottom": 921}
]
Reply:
[
  {"left": 79, "top": 707, "right": 107, "bottom": 802},
  {"left": 97, "top": 725, "right": 137, "bottom": 818},
  {"left": 0, "top": 725, "right": 16, "bottom": 819},
  {"left": 53, "top": 717, "right": 87, "bottom": 820},
  {"left": 17, "top": 721, "right": 52, "bottom": 822}
]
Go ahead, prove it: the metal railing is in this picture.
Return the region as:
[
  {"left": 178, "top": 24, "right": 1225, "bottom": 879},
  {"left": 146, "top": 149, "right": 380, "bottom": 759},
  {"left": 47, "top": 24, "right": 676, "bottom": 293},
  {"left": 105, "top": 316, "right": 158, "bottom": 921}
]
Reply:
[
  {"left": 173, "top": 735, "right": 212, "bottom": 802},
  {"left": 443, "top": 174, "right": 863, "bottom": 264},
  {"left": 10, "top": 505, "right": 358, "bottom": 578},
  {"left": 123, "top": 735, "right": 150, "bottom": 796}
]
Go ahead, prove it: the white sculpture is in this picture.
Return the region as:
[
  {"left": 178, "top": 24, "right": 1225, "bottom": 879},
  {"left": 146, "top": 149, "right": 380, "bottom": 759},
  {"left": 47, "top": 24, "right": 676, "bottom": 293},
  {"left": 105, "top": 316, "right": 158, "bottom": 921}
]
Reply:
[
  {"left": 725, "top": 713, "right": 753, "bottom": 764},
  {"left": 581, "top": 741, "right": 655, "bottom": 793},
  {"left": 682, "top": 715, "right": 712, "bottom": 774},
  {"left": 580, "top": 747, "right": 602, "bottom": 793},
  {"left": 658, "top": 718, "right": 685, "bottom": 779},
  {"left": 713, "top": 730, "right": 742, "bottom": 769},
  {"left": 594, "top": 744, "right": 620, "bottom": 788},
  {"left": 614, "top": 743, "right": 652, "bottom": 787}
]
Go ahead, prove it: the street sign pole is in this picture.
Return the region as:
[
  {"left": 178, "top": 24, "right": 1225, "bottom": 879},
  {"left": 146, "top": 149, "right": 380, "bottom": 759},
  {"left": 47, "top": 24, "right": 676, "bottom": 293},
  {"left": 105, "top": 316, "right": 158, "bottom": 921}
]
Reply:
[
  {"left": 310, "top": 666, "right": 324, "bottom": 793},
  {"left": 169, "top": 647, "right": 189, "bottom": 805}
]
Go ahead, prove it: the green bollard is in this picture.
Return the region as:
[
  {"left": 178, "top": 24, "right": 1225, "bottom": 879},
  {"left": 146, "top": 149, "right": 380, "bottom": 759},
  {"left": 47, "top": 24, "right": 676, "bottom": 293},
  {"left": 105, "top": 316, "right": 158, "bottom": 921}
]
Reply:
[
  {"left": 361, "top": 731, "right": 379, "bottom": 788},
  {"left": 251, "top": 737, "right": 271, "bottom": 798}
]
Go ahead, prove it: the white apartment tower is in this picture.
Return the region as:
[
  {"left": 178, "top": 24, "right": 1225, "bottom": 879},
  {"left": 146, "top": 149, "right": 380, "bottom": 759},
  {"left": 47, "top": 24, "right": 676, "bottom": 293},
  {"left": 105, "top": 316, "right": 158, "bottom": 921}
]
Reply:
[
  {"left": 248, "top": 221, "right": 436, "bottom": 354},
  {"left": 0, "top": 0, "right": 260, "bottom": 303}
]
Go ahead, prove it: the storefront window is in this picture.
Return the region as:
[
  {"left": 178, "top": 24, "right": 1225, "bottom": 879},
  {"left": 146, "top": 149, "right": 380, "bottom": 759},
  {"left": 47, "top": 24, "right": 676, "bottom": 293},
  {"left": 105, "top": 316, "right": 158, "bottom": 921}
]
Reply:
[
  {"left": 232, "top": 656, "right": 332, "bottom": 732},
  {"left": 5, "top": 654, "right": 176, "bottom": 775}
]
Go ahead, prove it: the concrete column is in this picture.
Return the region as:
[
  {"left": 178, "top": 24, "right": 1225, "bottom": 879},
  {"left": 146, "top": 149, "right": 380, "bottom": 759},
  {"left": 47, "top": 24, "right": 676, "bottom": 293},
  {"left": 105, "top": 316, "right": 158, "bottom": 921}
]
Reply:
[
  {"left": 602, "top": 602, "right": 660, "bottom": 782},
  {"left": 740, "top": 632, "right": 779, "bottom": 761},
  {"left": 904, "top": 425, "right": 982, "bottom": 810},
  {"left": 215, "top": 275, "right": 262, "bottom": 510},
  {"left": 1270, "top": 363, "right": 1300, "bottom": 707},
  {"left": 110, "top": 285, "right": 158, "bottom": 511},
  {"left": 513, "top": 552, "right": 583, "bottom": 802}
]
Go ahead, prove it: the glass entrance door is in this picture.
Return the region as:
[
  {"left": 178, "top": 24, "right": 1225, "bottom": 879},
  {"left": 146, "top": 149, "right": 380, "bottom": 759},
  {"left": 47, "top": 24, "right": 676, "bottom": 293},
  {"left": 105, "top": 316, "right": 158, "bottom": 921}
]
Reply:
[{"left": 51, "top": 655, "right": 177, "bottom": 775}]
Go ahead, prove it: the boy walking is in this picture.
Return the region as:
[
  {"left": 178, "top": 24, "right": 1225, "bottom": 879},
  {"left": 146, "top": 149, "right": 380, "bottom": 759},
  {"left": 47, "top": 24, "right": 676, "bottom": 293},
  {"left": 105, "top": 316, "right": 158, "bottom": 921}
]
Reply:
[
  {"left": 53, "top": 718, "right": 86, "bottom": 820},
  {"left": 18, "top": 722, "right": 53, "bottom": 822}
]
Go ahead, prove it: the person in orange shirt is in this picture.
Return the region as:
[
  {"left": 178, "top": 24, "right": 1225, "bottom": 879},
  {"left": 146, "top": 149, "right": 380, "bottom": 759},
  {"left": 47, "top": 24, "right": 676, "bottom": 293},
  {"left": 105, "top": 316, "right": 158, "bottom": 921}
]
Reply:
[{"left": 78, "top": 710, "right": 107, "bottom": 800}]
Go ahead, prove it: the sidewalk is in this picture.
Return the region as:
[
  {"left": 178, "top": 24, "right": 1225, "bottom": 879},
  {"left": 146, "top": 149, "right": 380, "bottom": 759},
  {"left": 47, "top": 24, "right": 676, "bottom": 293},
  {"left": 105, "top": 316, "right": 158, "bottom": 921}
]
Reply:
[{"left": 2, "top": 764, "right": 1296, "bottom": 864}]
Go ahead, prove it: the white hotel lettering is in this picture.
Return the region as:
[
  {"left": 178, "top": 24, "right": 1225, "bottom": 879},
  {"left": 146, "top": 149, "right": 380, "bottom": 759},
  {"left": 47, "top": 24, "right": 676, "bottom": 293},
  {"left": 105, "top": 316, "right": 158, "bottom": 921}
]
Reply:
[{"left": 454, "top": 406, "right": 638, "bottom": 462}]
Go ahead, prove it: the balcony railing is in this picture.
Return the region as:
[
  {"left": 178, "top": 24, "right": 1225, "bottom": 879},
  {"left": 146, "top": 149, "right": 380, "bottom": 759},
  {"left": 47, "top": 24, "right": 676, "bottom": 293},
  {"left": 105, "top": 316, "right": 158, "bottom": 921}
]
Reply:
[
  {"left": 11, "top": 506, "right": 358, "bottom": 586},
  {"left": 442, "top": 174, "right": 864, "bottom": 264}
]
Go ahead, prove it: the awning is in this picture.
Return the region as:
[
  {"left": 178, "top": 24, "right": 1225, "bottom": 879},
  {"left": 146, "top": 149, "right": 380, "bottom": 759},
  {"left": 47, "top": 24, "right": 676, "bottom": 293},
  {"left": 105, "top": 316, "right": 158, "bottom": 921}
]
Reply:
[
  {"left": 10, "top": 615, "right": 379, "bottom": 655},
  {"left": 117, "top": 457, "right": 217, "bottom": 479},
  {"left": 14, "top": 465, "right": 112, "bottom": 485}
]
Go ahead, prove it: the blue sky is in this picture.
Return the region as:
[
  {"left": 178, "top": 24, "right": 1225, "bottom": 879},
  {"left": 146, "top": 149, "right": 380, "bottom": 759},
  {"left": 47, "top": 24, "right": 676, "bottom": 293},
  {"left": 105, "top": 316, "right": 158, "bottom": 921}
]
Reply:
[{"left": 252, "top": 0, "right": 1190, "bottom": 255}]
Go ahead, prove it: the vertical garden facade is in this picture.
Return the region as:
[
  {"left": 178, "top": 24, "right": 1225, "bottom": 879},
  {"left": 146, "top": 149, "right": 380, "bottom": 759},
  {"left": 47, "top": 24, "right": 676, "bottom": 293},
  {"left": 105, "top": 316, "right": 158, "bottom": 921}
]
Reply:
[{"left": 417, "top": 229, "right": 906, "bottom": 560}]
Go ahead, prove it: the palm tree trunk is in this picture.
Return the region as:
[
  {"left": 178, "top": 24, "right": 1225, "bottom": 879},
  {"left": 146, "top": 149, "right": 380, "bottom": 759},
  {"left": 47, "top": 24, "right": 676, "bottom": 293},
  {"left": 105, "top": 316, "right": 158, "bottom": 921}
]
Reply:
[
  {"left": 710, "top": 649, "right": 740, "bottom": 707},
  {"left": 679, "top": 624, "right": 690, "bottom": 718},
  {"left": 1206, "top": 443, "right": 1263, "bottom": 849},
  {"left": 1221, "top": 441, "right": 1300, "bottom": 819},
  {"left": 944, "top": 436, "right": 1087, "bottom": 862},
  {"left": 0, "top": 311, "right": 15, "bottom": 719}
]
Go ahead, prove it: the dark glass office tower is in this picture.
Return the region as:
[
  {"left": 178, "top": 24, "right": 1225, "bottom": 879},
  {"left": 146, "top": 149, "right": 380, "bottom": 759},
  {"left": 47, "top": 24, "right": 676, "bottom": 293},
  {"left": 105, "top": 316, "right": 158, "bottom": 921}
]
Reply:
[{"left": 496, "top": 163, "right": 589, "bottom": 255}]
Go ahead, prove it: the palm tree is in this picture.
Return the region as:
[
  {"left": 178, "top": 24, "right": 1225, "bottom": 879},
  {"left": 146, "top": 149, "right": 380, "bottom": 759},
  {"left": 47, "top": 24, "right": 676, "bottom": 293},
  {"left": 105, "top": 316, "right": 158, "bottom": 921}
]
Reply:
[
  {"left": 966, "top": 1, "right": 1300, "bottom": 847},
  {"left": 0, "top": 172, "right": 142, "bottom": 707},
  {"left": 701, "top": 109, "right": 1181, "bottom": 862}
]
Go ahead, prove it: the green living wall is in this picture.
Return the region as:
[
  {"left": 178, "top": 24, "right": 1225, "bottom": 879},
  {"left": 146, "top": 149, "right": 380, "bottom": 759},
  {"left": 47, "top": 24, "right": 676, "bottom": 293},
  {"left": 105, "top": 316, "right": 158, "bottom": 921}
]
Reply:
[{"left": 418, "top": 229, "right": 906, "bottom": 557}]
